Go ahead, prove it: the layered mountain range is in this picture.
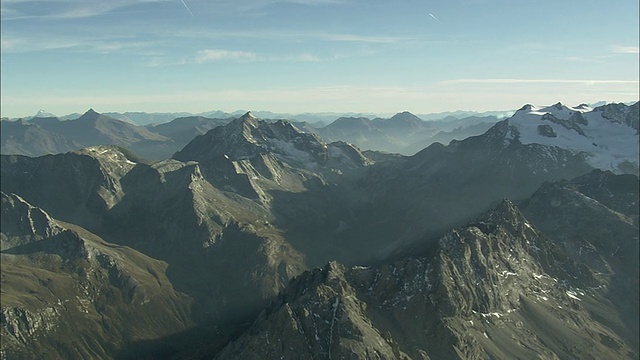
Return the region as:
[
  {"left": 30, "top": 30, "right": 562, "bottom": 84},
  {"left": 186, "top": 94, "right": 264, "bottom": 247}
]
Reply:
[
  {"left": 1, "top": 108, "right": 502, "bottom": 159},
  {"left": 1, "top": 102, "right": 638, "bottom": 359}
]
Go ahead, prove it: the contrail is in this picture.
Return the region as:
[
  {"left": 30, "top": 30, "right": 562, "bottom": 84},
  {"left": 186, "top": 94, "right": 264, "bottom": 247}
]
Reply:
[
  {"left": 429, "top": 13, "right": 439, "bottom": 21},
  {"left": 180, "top": 0, "right": 194, "bottom": 17}
]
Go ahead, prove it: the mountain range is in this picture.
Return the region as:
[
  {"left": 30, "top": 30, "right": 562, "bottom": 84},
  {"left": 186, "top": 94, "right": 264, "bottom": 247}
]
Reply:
[
  {"left": 1, "top": 101, "right": 638, "bottom": 359},
  {"left": 2, "top": 109, "right": 503, "bottom": 159}
]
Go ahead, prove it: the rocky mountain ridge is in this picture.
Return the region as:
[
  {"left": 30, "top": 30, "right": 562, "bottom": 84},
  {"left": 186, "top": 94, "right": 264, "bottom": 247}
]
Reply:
[{"left": 215, "top": 196, "right": 637, "bottom": 359}]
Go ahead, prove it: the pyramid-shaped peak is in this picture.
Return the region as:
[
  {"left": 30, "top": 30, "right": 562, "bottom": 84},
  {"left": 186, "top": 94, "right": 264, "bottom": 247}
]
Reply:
[
  {"left": 241, "top": 111, "right": 257, "bottom": 119},
  {"left": 470, "top": 198, "right": 533, "bottom": 235},
  {"left": 492, "top": 198, "right": 520, "bottom": 217},
  {"left": 236, "top": 111, "right": 259, "bottom": 123},
  {"left": 552, "top": 102, "right": 566, "bottom": 110},
  {"left": 78, "top": 108, "right": 101, "bottom": 121},
  {"left": 389, "top": 111, "right": 422, "bottom": 122}
]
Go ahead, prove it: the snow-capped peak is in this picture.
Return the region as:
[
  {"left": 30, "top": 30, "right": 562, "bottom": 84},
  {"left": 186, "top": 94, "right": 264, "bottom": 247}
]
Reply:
[
  {"left": 506, "top": 102, "right": 639, "bottom": 174},
  {"left": 34, "top": 109, "right": 56, "bottom": 118}
]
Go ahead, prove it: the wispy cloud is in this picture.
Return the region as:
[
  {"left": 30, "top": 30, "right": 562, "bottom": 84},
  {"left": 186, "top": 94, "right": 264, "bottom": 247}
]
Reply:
[
  {"left": 1, "top": 34, "right": 158, "bottom": 54},
  {"left": 195, "top": 49, "right": 258, "bottom": 63},
  {"left": 611, "top": 45, "right": 639, "bottom": 54},
  {"left": 319, "top": 33, "right": 405, "bottom": 43},
  {"left": 441, "top": 78, "right": 639, "bottom": 85},
  {"left": 147, "top": 47, "right": 370, "bottom": 66},
  {"left": 1, "top": 0, "right": 346, "bottom": 20},
  {"left": 137, "top": 27, "right": 410, "bottom": 45},
  {"left": 561, "top": 56, "right": 604, "bottom": 63},
  {"left": 1, "top": 0, "right": 175, "bottom": 20}
]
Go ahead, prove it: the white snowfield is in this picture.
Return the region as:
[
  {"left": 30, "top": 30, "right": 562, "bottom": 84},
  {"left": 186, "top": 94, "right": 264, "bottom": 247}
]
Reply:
[{"left": 507, "top": 103, "right": 639, "bottom": 174}]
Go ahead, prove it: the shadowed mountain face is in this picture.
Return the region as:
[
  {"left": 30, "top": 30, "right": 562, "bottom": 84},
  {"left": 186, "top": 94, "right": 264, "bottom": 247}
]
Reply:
[
  {"left": 1, "top": 108, "right": 637, "bottom": 358},
  {"left": 1, "top": 192, "right": 194, "bottom": 359}
]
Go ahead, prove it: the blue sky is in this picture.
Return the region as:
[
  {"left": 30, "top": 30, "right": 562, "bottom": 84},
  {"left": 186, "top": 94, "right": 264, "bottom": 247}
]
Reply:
[{"left": 1, "top": 0, "right": 638, "bottom": 118}]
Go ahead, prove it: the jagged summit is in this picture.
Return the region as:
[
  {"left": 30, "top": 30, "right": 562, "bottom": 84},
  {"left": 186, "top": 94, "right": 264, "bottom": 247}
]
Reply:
[
  {"left": 467, "top": 198, "right": 540, "bottom": 241},
  {"left": 174, "top": 112, "right": 370, "bottom": 172},
  {"left": 233, "top": 111, "right": 259, "bottom": 126},
  {"left": 593, "top": 101, "right": 639, "bottom": 131},
  {"left": 241, "top": 111, "right": 256, "bottom": 119},
  {"left": 1, "top": 192, "right": 62, "bottom": 247}
]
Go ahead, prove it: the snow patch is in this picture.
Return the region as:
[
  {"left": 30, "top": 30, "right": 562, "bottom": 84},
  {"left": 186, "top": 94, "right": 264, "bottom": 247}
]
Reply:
[{"left": 566, "top": 290, "right": 582, "bottom": 301}]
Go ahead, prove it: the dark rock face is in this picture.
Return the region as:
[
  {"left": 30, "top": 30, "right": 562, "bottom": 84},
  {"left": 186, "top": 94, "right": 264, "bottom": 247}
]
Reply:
[
  {"left": 538, "top": 124, "right": 557, "bottom": 137},
  {"left": 541, "top": 113, "right": 586, "bottom": 136},
  {"left": 595, "top": 101, "right": 639, "bottom": 132}
]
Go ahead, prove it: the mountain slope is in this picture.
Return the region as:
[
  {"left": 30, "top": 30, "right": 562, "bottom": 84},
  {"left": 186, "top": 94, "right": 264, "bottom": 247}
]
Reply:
[
  {"left": 0, "top": 119, "right": 83, "bottom": 157},
  {"left": 521, "top": 170, "right": 640, "bottom": 350},
  {"left": 215, "top": 198, "right": 636, "bottom": 359},
  {"left": 0, "top": 110, "right": 175, "bottom": 160},
  {"left": 1, "top": 192, "right": 194, "bottom": 359},
  {"left": 0, "top": 144, "right": 308, "bottom": 323}
]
